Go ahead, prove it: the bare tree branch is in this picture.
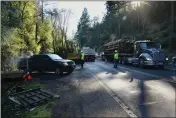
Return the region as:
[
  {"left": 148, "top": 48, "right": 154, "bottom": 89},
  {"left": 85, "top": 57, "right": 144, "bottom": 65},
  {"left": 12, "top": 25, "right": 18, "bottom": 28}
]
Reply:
[{"left": 45, "top": 8, "right": 72, "bottom": 51}]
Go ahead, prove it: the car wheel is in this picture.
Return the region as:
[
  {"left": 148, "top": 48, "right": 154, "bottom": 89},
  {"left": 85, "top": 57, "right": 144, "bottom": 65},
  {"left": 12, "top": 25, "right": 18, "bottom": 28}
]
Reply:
[
  {"left": 139, "top": 59, "right": 145, "bottom": 68},
  {"left": 55, "top": 68, "right": 63, "bottom": 76}
]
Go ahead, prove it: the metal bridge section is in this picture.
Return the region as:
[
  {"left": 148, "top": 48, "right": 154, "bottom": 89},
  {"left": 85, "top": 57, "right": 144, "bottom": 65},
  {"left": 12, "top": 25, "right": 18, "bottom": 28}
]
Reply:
[{"left": 8, "top": 88, "right": 57, "bottom": 111}]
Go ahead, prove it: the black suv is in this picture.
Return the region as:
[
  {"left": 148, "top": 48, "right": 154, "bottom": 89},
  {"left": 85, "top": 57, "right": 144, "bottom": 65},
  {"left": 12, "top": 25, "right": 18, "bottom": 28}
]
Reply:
[{"left": 18, "top": 54, "right": 76, "bottom": 75}]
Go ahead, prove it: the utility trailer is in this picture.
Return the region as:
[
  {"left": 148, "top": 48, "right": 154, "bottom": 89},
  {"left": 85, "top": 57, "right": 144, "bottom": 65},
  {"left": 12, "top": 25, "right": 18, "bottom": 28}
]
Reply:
[{"left": 104, "top": 38, "right": 166, "bottom": 68}]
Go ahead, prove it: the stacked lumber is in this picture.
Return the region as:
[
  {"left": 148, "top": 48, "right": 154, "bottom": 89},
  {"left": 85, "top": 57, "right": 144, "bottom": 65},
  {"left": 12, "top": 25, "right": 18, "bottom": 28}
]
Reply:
[
  {"left": 104, "top": 38, "right": 134, "bottom": 55},
  {"left": 118, "top": 39, "right": 134, "bottom": 54}
]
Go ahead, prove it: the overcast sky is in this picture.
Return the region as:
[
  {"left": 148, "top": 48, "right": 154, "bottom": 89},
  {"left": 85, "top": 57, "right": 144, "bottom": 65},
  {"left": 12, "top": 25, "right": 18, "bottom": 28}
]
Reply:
[{"left": 45, "top": 1, "right": 106, "bottom": 39}]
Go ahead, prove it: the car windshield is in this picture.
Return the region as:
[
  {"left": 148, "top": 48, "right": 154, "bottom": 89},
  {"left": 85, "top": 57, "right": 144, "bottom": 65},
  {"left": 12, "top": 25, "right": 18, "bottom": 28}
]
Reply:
[
  {"left": 140, "top": 42, "right": 159, "bottom": 49},
  {"left": 48, "top": 54, "right": 63, "bottom": 60}
]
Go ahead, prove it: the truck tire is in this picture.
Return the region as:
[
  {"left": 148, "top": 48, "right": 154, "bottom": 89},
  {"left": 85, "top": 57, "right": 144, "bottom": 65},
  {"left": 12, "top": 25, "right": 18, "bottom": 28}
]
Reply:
[{"left": 139, "top": 58, "right": 145, "bottom": 68}]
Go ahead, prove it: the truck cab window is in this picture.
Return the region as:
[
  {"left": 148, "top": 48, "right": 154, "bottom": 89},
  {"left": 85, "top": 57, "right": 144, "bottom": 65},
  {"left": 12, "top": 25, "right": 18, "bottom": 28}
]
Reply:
[
  {"left": 140, "top": 43, "right": 147, "bottom": 49},
  {"left": 140, "top": 42, "right": 159, "bottom": 49}
]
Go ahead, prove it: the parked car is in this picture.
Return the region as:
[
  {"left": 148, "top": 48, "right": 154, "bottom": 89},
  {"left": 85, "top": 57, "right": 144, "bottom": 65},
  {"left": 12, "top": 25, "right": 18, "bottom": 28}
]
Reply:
[{"left": 18, "top": 54, "right": 76, "bottom": 75}]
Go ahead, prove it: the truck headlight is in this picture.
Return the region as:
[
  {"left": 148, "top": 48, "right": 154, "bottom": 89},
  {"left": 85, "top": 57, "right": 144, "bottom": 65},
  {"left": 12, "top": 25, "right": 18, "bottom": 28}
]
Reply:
[
  {"left": 63, "top": 62, "right": 68, "bottom": 66},
  {"left": 146, "top": 57, "right": 152, "bottom": 61}
]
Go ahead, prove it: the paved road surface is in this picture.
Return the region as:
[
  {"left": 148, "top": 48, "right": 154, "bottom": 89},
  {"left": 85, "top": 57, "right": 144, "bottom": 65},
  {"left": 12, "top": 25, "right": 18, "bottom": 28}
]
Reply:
[
  {"left": 85, "top": 60, "right": 175, "bottom": 117},
  {"left": 34, "top": 60, "right": 176, "bottom": 117}
]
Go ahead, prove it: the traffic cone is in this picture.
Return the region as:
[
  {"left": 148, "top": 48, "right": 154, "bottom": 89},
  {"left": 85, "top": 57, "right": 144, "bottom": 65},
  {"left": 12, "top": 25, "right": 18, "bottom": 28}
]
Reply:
[
  {"left": 23, "top": 72, "right": 32, "bottom": 80},
  {"left": 27, "top": 74, "right": 32, "bottom": 80}
]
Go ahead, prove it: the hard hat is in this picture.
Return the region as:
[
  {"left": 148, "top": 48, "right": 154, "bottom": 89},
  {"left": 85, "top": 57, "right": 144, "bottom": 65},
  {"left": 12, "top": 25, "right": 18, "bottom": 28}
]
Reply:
[
  {"left": 81, "top": 51, "right": 83, "bottom": 53},
  {"left": 115, "top": 50, "right": 117, "bottom": 52}
]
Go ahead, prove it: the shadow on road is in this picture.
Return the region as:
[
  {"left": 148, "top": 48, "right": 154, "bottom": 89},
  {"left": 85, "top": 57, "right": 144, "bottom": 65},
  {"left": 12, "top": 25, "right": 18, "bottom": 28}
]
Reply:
[
  {"left": 88, "top": 61, "right": 176, "bottom": 117},
  {"left": 138, "top": 79, "right": 148, "bottom": 117},
  {"left": 31, "top": 72, "right": 70, "bottom": 80},
  {"left": 51, "top": 69, "right": 130, "bottom": 117},
  {"left": 95, "top": 63, "right": 127, "bottom": 75}
]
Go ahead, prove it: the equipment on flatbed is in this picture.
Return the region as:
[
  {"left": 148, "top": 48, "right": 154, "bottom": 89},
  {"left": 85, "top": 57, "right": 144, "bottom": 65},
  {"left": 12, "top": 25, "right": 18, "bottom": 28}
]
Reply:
[{"left": 104, "top": 38, "right": 166, "bottom": 68}]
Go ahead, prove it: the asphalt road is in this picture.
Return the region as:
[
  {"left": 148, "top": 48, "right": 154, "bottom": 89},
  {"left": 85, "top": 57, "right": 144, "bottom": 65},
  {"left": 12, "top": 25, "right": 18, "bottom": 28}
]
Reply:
[
  {"left": 30, "top": 60, "right": 176, "bottom": 117},
  {"left": 84, "top": 60, "right": 176, "bottom": 117}
]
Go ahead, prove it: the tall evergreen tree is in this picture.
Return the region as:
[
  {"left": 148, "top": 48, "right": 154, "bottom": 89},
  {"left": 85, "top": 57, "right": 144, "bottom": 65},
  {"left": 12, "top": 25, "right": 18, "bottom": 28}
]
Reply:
[{"left": 76, "top": 8, "right": 91, "bottom": 48}]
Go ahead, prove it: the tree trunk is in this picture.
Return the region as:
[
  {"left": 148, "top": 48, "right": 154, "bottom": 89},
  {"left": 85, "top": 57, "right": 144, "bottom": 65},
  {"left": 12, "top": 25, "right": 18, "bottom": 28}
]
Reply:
[
  {"left": 35, "top": 23, "right": 38, "bottom": 41},
  {"left": 41, "top": 0, "right": 44, "bottom": 23},
  {"left": 118, "top": 19, "right": 121, "bottom": 38},
  {"left": 137, "top": 3, "right": 140, "bottom": 32},
  {"left": 53, "top": 39, "right": 55, "bottom": 53},
  {"left": 117, "top": 7, "right": 121, "bottom": 38}
]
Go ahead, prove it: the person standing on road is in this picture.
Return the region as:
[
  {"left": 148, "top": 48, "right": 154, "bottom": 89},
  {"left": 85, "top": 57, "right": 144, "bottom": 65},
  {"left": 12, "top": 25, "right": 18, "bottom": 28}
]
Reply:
[
  {"left": 80, "top": 51, "right": 85, "bottom": 68},
  {"left": 114, "top": 50, "right": 118, "bottom": 68}
]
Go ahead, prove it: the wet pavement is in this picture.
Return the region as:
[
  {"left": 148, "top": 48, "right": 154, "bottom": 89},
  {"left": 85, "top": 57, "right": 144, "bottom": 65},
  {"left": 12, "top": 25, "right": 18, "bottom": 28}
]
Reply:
[
  {"left": 3, "top": 60, "right": 175, "bottom": 117},
  {"left": 86, "top": 61, "right": 175, "bottom": 117},
  {"left": 49, "top": 60, "right": 176, "bottom": 117}
]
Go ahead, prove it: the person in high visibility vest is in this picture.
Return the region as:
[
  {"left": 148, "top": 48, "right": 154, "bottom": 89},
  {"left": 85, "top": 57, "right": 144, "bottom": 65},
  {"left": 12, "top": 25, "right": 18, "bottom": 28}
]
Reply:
[
  {"left": 80, "top": 51, "right": 85, "bottom": 68},
  {"left": 114, "top": 50, "right": 119, "bottom": 68}
]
